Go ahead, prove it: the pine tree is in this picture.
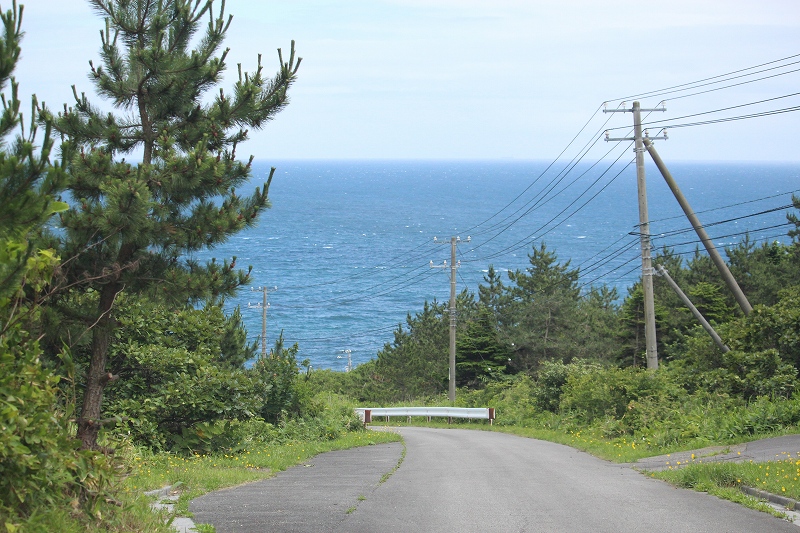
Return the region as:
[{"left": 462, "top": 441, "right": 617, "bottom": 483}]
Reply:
[
  {"left": 788, "top": 194, "right": 800, "bottom": 241},
  {"left": 456, "top": 306, "right": 513, "bottom": 388},
  {"left": 0, "top": 1, "right": 66, "bottom": 312},
  {"left": 43, "top": 0, "right": 300, "bottom": 449},
  {"left": 505, "top": 242, "right": 581, "bottom": 370},
  {"left": 478, "top": 264, "right": 505, "bottom": 323}
]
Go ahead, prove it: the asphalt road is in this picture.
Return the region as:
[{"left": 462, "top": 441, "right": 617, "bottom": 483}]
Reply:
[{"left": 190, "top": 427, "right": 800, "bottom": 532}]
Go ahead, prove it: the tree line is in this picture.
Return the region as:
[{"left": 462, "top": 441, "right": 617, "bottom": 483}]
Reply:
[{"left": 312, "top": 215, "right": 800, "bottom": 405}]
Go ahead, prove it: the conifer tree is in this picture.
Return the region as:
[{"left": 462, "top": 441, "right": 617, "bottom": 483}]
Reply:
[
  {"left": 44, "top": 0, "right": 300, "bottom": 449},
  {"left": 505, "top": 242, "right": 581, "bottom": 369},
  {"left": 0, "top": 1, "right": 66, "bottom": 312}
]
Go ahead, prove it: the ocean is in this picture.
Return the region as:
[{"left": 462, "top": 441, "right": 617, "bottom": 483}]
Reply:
[{"left": 196, "top": 159, "right": 800, "bottom": 371}]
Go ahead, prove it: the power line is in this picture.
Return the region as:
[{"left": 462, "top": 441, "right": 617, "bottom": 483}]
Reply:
[
  {"left": 647, "top": 189, "right": 800, "bottom": 226},
  {"left": 464, "top": 103, "right": 622, "bottom": 238},
  {"left": 604, "top": 92, "right": 800, "bottom": 133},
  {"left": 651, "top": 105, "right": 800, "bottom": 130},
  {"left": 466, "top": 154, "right": 635, "bottom": 264},
  {"left": 607, "top": 52, "right": 800, "bottom": 102}
]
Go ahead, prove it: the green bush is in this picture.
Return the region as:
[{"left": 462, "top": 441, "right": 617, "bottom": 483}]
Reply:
[
  {"left": 456, "top": 374, "right": 538, "bottom": 426},
  {"left": 532, "top": 359, "right": 602, "bottom": 412},
  {"left": 71, "top": 296, "right": 261, "bottom": 451},
  {"left": 169, "top": 418, "right": 279, "bottom": 455},
  {"left": 0, "top": 327, "right": 74, "bottom": 517},
  {"left": 719, "top": 395, "right": 800, "bottom": 439},
  {"left": 673, "top": 290, "right": 800, "bottom": 400},
  {"left": 559, "top": 366, "right": 686, "bottom": 430},
  {"left": 0, "top": 324, "right": 132, "bottom": 530},
  {"left": 107, "top": 348, "right": 261, "bottom": 450}
]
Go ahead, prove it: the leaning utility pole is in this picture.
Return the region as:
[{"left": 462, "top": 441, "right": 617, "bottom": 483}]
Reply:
[
  {"left": 605, "top": 101, "right": 665, "bottom": 370},
  {"left": 431, "top": 236, "right": 470, "bottom": 402},
  {"left": 655, "top": 265, "right": 729, "bottom": 353},
  {"left": 643, "top": 139, "right": 753, "bottom": 316},
  {"left": 249, "top": 286, "right": 277, "bottom": 358}
]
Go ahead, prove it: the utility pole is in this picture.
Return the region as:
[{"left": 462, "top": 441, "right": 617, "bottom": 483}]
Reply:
[
  {"left": 249, "top": 286, "right": 277, "bottom": 359},
  {"left": 431, "top": 236, "right": 470, "bottom": 402},
  {"left": 605, "top": 101, "right": 665, "bottom": 370},
  {"left": 339, "top": 349, "right": 353, "bottom": 372}
]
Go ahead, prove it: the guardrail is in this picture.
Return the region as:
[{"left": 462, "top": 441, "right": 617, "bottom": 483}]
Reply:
[{"left": 355, "top": 407, "right": 495, "bottom": 425}]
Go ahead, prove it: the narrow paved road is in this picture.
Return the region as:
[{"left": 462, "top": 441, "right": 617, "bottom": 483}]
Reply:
[{"left": 191, "top": 427, "right": 798, "bottom": 532}]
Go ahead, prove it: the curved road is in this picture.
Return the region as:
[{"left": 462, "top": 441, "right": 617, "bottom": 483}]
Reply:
[{"left": 191, "top": 427, "right": 798, "bottom": 532}]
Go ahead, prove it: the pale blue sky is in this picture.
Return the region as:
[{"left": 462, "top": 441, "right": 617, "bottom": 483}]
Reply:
[{"left": 13, "top": 0, "right": 800, "bottom": 161}]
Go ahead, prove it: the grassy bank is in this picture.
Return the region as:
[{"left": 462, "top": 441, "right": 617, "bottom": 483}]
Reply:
[{"left": 651, "top": 459, "right": 800, "bottom": 519}]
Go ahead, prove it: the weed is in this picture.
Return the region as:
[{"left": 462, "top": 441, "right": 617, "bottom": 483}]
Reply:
[{"left": 652, "top": 460, "right": 800, "bottom": 520}]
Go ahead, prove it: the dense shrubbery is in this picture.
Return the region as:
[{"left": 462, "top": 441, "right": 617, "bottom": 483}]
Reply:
[
  {"left": 0, "top": 322, "right": 79, "bottom": 523},
  {"left": 63, "top": 295, "right": 357, "bottom": 455}
]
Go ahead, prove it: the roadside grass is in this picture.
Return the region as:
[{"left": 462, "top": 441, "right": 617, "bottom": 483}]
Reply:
[
  {"left": 124, "top": 430, "right": 402, "bottom": 517},
  {"left": 650, "top": 459, "right": 800, "bottom": 519},
  {"left": 0, "top": 499, "right": 174, "bottom": 533}
]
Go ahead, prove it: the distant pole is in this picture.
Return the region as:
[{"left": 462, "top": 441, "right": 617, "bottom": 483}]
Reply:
[
  {"left": 449, "top": 237, "right": 457, "bottom": 402},
  {"left": 339, "top": 349, "right": 353, "bottom": 372},
  {"left": 261, "top": 286, "right": 267, "bottom": 357},
  {"left": 249, "top": 286, "right": 276, "bottom": 358},
  {"left": 644, "top": 139, "right": 753, "bottom": 316},
  {"left": 604, "top": 101, "right": 666, "bottom": 371},
  {"left": 431, "top": 236, "right": 470, "bottom": 402}
]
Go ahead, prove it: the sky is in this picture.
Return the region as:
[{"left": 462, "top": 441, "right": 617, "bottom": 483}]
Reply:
[{"left": 12, "top": 0, "right": 800, "bottom": 162}]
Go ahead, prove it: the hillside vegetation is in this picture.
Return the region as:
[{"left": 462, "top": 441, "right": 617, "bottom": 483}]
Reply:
[{"left": 309, "top": 223, "right": 800, "bottom": 455}]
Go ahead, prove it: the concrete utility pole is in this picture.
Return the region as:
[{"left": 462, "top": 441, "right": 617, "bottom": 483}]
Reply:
[
  {"left": 643, "top": 139, "right": 753, "bottom": 316},
  {"left": 338, "top": 349, "right": 353, "bottom": 372},
  {"left": 431, "top": 236, "right": 470, "bottom": 403},
  {"left": 604, "top": 101, "right": 665, "bottom": 370},
  {"left": 249, "top": 286, "right": 277, "bottom": 358},
  {"left": 655, "top": 265, "right": 730, "bottom": 353}
]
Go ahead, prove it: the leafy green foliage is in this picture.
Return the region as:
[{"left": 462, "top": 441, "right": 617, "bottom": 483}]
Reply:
[
  {"left": 80, "top": 296, "right": 258, "bottom": 450},
  {"left": 738, "top": 285, "right": 800, "bottom": 368},
  {"left": 559, "top": 365, "right": 687, "bottom": 431},
  {"left": 0, "top": 322, "right": 73, "bottom": 519},
  {"left": 669, "top": 285, "right": 800, "bottom": 400},
  {"left": 250, "top": 332, "right": 315, "bottom": 424}
]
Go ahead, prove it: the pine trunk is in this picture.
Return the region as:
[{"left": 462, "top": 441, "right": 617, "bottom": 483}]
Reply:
[{"left": 76, "top": 282, "right": 118, "bottom": 450}]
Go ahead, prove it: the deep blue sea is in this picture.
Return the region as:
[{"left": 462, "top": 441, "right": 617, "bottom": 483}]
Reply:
[{"left": 195, "top": 159, "right": 800, "bottom": 370}]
